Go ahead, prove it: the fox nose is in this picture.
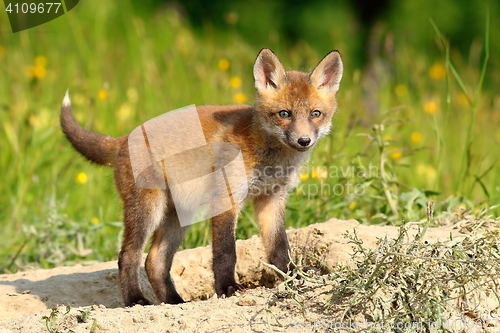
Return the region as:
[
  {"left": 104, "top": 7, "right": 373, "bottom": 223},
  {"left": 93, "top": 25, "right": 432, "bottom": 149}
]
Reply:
[{"left": 297, "top": 136, "right": 311, "bottom": 147}]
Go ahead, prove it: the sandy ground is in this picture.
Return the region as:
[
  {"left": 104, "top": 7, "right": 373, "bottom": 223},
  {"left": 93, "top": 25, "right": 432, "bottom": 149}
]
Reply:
[{"left": 0, "top": 218, "right": 494, "bottom": 332}]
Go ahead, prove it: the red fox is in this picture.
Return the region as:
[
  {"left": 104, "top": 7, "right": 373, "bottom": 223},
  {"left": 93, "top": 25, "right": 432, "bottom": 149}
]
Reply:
[{"left": 60, "top": 48, "right": 343, "bottom": 306}]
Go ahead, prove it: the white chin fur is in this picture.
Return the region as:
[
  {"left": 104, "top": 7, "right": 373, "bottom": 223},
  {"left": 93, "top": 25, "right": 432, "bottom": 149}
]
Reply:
[{"left": 318, "top": 126, "right": 331, "bottom": 138}]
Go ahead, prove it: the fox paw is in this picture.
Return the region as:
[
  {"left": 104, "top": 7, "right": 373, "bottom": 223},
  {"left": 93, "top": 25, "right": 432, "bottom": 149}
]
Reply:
[
  {"left": 216, "top": 283, "right": 244, "bottom": 298},
  {"left": 126, "top": 298, "right": 153, "bottom": 307}
]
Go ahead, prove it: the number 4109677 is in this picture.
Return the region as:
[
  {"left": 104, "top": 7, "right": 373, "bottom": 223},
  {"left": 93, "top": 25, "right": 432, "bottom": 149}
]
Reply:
[{"left": 5, "top": 2, "right": 62, "bottom": 14}]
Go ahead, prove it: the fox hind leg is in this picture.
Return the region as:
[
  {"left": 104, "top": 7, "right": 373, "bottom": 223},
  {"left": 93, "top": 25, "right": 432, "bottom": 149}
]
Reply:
[
  {"left": 118, "top": 189, "right": 165, "bottom": 306},
  {"left": 145, "top": 209, "right": 190, "bottom": 304}
]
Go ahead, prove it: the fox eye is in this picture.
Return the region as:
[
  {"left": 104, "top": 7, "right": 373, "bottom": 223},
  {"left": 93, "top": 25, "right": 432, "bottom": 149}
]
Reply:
[
  {"left": 278, "top": 110, "right": 291, "bottom": 119},
  {"left": 311, "top": 110, "right": 321, "bottom": 118}
]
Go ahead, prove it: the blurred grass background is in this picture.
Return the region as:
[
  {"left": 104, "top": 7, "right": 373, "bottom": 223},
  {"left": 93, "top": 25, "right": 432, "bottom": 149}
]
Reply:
[{"left": 0, "top": 0, "right": 499, "bottom": 272}]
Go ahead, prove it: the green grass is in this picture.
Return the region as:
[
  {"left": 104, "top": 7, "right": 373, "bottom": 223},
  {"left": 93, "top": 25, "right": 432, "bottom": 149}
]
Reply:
[{"left": 0, "top": 0, "right": 498, "bottom": 272}]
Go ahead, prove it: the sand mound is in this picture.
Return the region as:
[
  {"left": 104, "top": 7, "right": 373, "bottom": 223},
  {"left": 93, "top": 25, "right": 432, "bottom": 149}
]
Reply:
[{"left": 1, "top": 218, "right": 491, "bottom": 332}]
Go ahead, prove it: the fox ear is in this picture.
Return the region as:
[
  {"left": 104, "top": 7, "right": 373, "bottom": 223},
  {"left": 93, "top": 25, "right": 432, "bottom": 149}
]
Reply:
[
  {"left": 310, "top": 50, "right": 343, "bottom": 94},
  {"left": 253, "top": 48, "right": 286, "bottom": 92}
]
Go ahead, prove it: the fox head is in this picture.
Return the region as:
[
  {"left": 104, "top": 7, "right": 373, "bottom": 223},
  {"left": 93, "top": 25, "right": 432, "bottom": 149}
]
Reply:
[{"left": 253, "top": 48, "right": 343, "bottom": 152}]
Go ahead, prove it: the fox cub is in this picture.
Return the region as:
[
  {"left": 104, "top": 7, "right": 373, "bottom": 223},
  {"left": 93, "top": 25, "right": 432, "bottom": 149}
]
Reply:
[{"left": 61, "top": 48, "right": 343, "bottom": 306}]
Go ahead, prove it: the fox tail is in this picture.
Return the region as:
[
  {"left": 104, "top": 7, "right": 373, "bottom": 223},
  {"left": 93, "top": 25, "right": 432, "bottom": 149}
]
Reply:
[{"left": 60, "top": 90, "right": 125, "bottom": 166}]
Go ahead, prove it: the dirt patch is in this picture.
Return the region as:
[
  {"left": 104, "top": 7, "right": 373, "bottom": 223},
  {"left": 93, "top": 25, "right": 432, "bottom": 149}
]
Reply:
[{"left": 0, "top": 218, "right": 497, "bottom": 332}]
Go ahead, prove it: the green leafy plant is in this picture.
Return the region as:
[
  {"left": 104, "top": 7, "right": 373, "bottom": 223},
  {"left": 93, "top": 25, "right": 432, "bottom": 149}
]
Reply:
[
  {"left": 266, "top": 211, "right": 500, "bottom": 332},
  {"left": 42, "top": 306, "right": 75, "bottom": 333}
]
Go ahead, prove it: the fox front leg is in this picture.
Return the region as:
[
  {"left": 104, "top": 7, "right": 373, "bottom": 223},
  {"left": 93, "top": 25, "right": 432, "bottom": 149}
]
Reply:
[
  {"left": 253, "top": 194, "right": 291, "bottom": 273},
  {"left": 211, "top": 206, "right": 244, "bottom": 297}
]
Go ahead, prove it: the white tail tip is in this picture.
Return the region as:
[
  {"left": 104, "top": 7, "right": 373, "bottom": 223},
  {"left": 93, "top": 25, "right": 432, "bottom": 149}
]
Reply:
[{"left": 62, "top": 89, "right": 71, "bottom": 107}]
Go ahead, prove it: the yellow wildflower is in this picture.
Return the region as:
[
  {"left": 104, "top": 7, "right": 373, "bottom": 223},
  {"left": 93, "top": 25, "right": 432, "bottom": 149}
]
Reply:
[
  {"left": 33, "top": 65, "right": 46, "bottom": 79},
  {"left": 382, "top": 134, "right": 392, "bottom": 141},
  {"left": 429, "top": 63, "right": 446, "bottom": 80},
  {"left": 299, "top": 172, "right": 309, "bottom": 181},
  {"left": 35, "top": 55, "right": 47, "bottom": 67},
  {"left": 348, "top": 201, "right": 357, "bottom": 210},
  {"left": 395, "top": 84, "right": 408, "bottom": 97},
  {"left": 389, "top": 149, "right": 402, "bottom": 160},
  {"left": 311, "top": 167, "right": 328, "bottom": 180},
  {"left": 76, "top": 172, "right": 88, "bottom": 184},
  {"left": 0, "top": 45, "right": 6, "bottom": 58},
  {"left": 98, "top": 89, "right": 107, "bottom": 101},
  {"left": 218, "top": 58, "right": 230, "bottom": 71},
  {"left": 25, "top": 55, "right": 48, "bottom": 79},
  {"left": 411, "top": 132, "right": 422, "bottom": 143},
  {"left": 424, "top": 101, "right": 438, "bottom": 114},
  {"left": 91, "top": 217, "right": 100, "bottom": 224},
  {"left": 230, "top": 76, "right": 242, "bottom": 89},
  {"left": 234, "top": 92, "right": 246, "bottom": 104}
]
